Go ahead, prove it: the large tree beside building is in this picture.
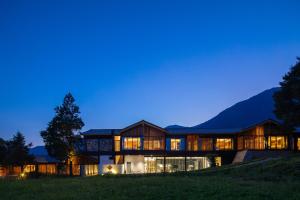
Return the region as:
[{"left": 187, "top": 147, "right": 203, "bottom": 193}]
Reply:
[
  {"left": 41, "top": 93, "right": 84, "bottom": 162},
  {"left": 273, "top": 58, "right": 300, "bottom": 131},
  {"left": 5, "top": 132, "right": 33, "bottom": 169}
]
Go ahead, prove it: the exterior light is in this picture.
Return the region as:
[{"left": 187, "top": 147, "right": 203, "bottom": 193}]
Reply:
[{"left": 19, "top": 172, "right": 26, "bottom": 179}]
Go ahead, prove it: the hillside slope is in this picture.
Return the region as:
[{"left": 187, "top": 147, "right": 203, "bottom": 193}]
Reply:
[{"left": 195, "top": 87, "right": 280, "bottom": 129}]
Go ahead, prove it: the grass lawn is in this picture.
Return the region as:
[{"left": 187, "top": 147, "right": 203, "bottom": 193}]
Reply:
[{"left": 1, "top": 155, "right": 300, "bottom": 200}]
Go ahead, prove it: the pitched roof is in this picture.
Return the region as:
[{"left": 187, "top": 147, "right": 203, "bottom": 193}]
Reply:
[
  {"left": 119, "top": 120, "right": 166, "bottom": 133},
  {"left": 34, "top": 155, "right": 60, "bottom": 163},
  {"left": 81, "top": 129, "right": 121, "bottom": 136},
  {"left": 165, "top": 127, "right": 242, "bottom": 135}
]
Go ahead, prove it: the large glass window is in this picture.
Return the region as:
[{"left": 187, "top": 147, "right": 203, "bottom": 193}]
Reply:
[
  {"left": 144, "top": 137, "right": 164, "bottom": 150},
  {"left": 298, "top": 138, "right": 300, "bottom": 150},
  {"left": 38, "top": 164, "right": 57, "bottom": 174},
  {"left": 171, "top": 139, "right": 181, "bottom": 151},
  {"left": 268, "top": 136, "right": 287, "bottom": 149},
  {"left": 186, "top": 157, "right": 210, "bottom": 171},
  {"left": 24, "top": 165, "right": 35, "bottom": 173},
  {"left": 123, "top": 137, "right": 141, "bottom": 150},
  {"left": 85, "top": 165, "right": 98, "bottom": 176},
  {"left": 215, "top": 138, "right": 233, "bottom": 150},
  {"left": 165, "top": 157, "right": 185, "bottom": 172},
  {"left": 187, "top": 136, "right": 198, "bottom": 151},
  {"left": 199, "top": 138, "right": 213, "bottom": 151},
  {"left": 244, "top": 136, "right": 265, "bottom": 150},
  {"left": 144, "top": 157, "right": 164, "bottom": 173}
]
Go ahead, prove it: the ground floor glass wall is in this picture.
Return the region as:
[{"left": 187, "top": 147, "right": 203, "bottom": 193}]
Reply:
[
  {"left": 186, "top": 157, "right": 210, "bottom": 171},
  {"left": 144, "top": 157, "right": 164, "bottom": 173},
  {"left": 165, "top": 157, "right": 185, "bottom": 172},
  {"left": 268, "top": 136, "right": 288, "bottom": 149},
  {"left": 85, "top": 164, "right": 98, "bottom": 176}
]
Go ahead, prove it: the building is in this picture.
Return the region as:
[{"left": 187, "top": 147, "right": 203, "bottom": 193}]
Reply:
[
  {"left": 1, "top": 119, "right": 299, "bottom": 177},
  {"left": 78, "top": 119, "right": 300, "bottom": 175}
]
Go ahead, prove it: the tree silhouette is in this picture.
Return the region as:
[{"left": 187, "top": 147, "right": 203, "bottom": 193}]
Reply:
[
  {"left": 273, "top": 58, "right": 300, "bottom": 132},
  {"left": 41, "top": 93, "right": 84, "bottom": 162}
]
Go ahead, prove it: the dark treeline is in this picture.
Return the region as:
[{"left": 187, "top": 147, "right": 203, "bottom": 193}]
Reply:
[{"left": 0, "top": 132, "right": 33, "bottom": 170}]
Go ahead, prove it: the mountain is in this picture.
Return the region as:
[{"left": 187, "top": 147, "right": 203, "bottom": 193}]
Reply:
[
  {"left": 194, "top": 87, "right": 280, "bottom": 129},
  {"left": 165, "top": 125, "right": 186, "bottom": 129},
  {"left": 29, "top": 146, "right": 48, "bottom": 156}
]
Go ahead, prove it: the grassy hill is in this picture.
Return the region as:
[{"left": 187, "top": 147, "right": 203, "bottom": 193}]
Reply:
[{"left": 1, "top": 155, "right": 300, "bottom": 200}]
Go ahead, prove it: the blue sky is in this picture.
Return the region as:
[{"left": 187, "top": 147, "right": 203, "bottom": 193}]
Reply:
[{"left": 0, "top": 0, "right": 300, "bottom": 146}]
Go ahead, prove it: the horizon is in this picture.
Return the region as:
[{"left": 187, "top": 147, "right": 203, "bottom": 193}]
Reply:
[{"left": 1, "top": 0, "right": 300, "bottom": 146}]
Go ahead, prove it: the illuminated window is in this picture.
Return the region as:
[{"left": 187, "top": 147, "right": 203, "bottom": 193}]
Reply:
[
  {"left": 144, "top": 137, "right": 164, "bottom": 150},
  {"left": 123, "top": 137, "right": 141, "bottom": 150},
  {"left": 171, "top": 139, "right": 181, "bottom": 151},
  {"left": 215, "top": 157, "right": 222, "bottom": 167},
  {"left": 199, "top": 138, "right": 213, "bottom": 151},
  {"left": 215, "top": 138, "right": 233, "bottom": 150},
  {"left": 24, "top": 165, "right": 35, "bottom": 173},
  {"left": 144, "top": 157, "right": 164, "bottom": 173},
  {"left": 187, "top": 136, "right": 198, "bottom": 151},
  {"left": 268, "top": 136, "right": 287, "bottom": 149},
  {"left": 244, "top": 136, "right": 265, "bottom": 150},
  {"left": 298, "top": 138, "right": 300, "bottom": 150},
  {"left": 165, "top": 157, "right": 185, "bottom": 172},
  {"left": 186, "top": 157, "right": 210, "bottom": 171},
  {"left": 85, "top": 165, "right": 98, "bottom": 176},
  {"left": 38, "top": 164, "right": 56, "bottom": 174},
  {"left": 114, "top": 136, "right": 121, "bottom": 151},
  {"left": 0, "top": 166, "right": 6, "bottom": 177},
  {"left": 115, "top": 155, "right": 124, "bottom": 164}
]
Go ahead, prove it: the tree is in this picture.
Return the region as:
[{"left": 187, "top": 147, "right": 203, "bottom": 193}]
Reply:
[
  {"left": 0, "top": 138, "right": 8, "bottom": 164},
  {"left": 273, "top": 57, "right": 300, "bottom": 132},
  {"left": 41, "top": 93, "right": 84, "bottom": 162},
  {"left": 5, "top": 132, "right": 33, "bottom": 169}
]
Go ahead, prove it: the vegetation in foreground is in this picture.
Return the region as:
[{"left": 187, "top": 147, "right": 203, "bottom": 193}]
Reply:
[{"left": 1, "top": 155, "right": 300, "bottom": 200}]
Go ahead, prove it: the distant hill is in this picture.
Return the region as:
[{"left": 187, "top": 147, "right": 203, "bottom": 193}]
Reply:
[
  {"left": 29, "top": 146, "right": 48, "bottom": 156},
  {"left": 194, "top": 87, "right": 280, "bottom": 129},
  {"left": 165, "top": 125, "right": 185, "bottom": 129}
]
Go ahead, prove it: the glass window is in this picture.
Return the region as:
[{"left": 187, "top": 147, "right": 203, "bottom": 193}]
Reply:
[
  {"left": 144, "top": 137, "right": 164, "bottom": 150},
  {"left": 298, "top": 138, "right": 300, "bottom": 150},
  {"left": 123, "top": 137, "right": 141, "bottom": 150},
  {"left": 215, "top": 138, "right": 233, "bottom": 150},
  {"left": 268, "top": 136, "right": 287, "bottom": 149},
  {"left": 115, "top": 155, "right": 124, "bottom": 164},
  {"left": 38, "top": 164, "right": 57, "bottom": 174},
  {"left": 215, "top": 157, "right": 222, "bottom": 167},
  {"left": 85, "top": 165, "right": 98, "bottom": 176},
  {"left": 99, "top": 139, "right": 112, "bottom": 151},
  {"left": 186, "top": 157, "right": 210, "bottom": 171},
  {"left": 199, "top": 138, "right": 213, "bottom": 151},
  {"left": 165, "top": 157, "right": 185, "bottom": 172},
  {"left": 187, "top": 136, "right": 198, "bottom": 151},
  {"left": 244, "top": 136, "right": 265, "bottom": 150},
  {"left": 114, "top": 136, "right": 121, "bottom": 152},
  {"left": 144, "top": 157, "right": 164, "bottom": 173},
  {"left": 171, "top": 139, "right": 181, "bottom": 151},
  {"left": 86, "top": 139, "right": 98, "bottom": 152},
  {"left": 24, "top": 165, "right": 35, "bottom": 173}
]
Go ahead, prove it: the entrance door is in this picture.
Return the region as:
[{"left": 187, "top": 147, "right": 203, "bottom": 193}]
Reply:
[{"left": 126, "top": 162, "right": 131, "bottom": 174}]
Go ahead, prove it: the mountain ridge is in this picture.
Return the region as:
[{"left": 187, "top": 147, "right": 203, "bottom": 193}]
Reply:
[{"left": 167, "top": 87, "right": 280, "bottom": 129}]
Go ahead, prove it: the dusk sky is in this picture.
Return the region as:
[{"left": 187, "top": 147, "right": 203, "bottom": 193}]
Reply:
[{"left": 0, "top": 0, "right": 300, "bottom": 146}]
